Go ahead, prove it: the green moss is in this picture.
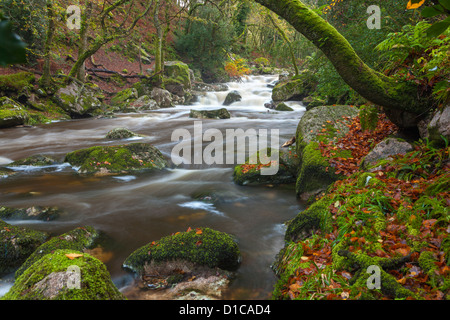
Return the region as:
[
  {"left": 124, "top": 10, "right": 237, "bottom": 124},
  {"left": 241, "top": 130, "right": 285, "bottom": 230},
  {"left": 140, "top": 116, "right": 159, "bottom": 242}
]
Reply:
[
  {"left": 110, "top": 88, "right": 138, "bottom": 107},
  {"left": 3, "top": 249, "right": 125, "bottom": 300},
  {"left": 0, "top": 72, "right": 35, "bottom": 92},
  {"left": 105, "top": 128, "right": 138, "bottom": 140},
  {"left": 0, "top": 220, "right": 49, "bottom": 276},
  {"left": 123, "top": 228, "right": 241, "bottom": 275},
  {"left": 359, "top": 105, "right": 379, "bottom": 131},
  {"left": 9, "top": 154, "right": 57, "bottom": 167},
  {"left": 15, "top": 226, "right": 100, "bottom": 278},
  {"left": 64, "top": 143, "right": 168, "bottom": 175},
  {"left": 164, "top": 61, "right": 191, "bottom": 89},
  {"left": 272, "top": 78, "right": 305, "bottom": 102},
  {"left": 295, "top": 141, "right": 342, "bottom": 197},
  {"left": 275, "top": 103, "right": 294, "bottom": 111}
]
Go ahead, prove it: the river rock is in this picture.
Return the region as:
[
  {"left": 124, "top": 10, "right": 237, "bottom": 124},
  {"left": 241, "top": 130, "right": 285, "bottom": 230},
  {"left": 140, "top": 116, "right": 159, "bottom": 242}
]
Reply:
[
  {"left": 3, "top": 249, "right": 125, "bottom": 300},
  {"left": 123, "top": 227, "right": 241, "bottom": 276},
  {"left": 151, "top": 87, "right": 174, "bottom": 108},
  {"left": 0, "top": 219, "right": 49, "bottom": 276},
  {"left": 0, "top": 206, "right": 62, "bottom": 221},
  {"left": 233, "top": 148, "right": 298, "bottom": 186},
  {"left": 122, "top": 228, "right": 240, "bottom": 299},
  {"left": 275, "top": 102, "right": 294, "bottom": 111},
  {"left": 361, "top": 138, "right": 414, "bottom": 169},
  {"left": 105, "top": 128, "right": 139, "bottom": 140},
  {"left": 189, "top": 108, "right": 231, "bottom": 120},
  {"left": 64, "top": 143, "right": 169, "bottom": 175},
  {"left": 272, "top": 78, "right": 305, "bottom": 102},
  {"left": 8, "top": 154, "right": 58, "bottom": 167},
  {"left": 15, "top": 226, "right": 101, "bottom": 278},
  {"left": 0, "top": 97, "right": 28, "bottom": 128},
  {"left": 223, "top": 90, "right": 242, "bottom": 106},
  {"left": 294, "top": 105, "right": 359, "bottom": 199},
  {"left": 128, "top": 95, "right": 158, "bottom": 111},
  {"left": 53, "top": 82, "right": 103, "bottom": 118},
  {"left": 192, "top": 82, "right": 229, "bottom": 92}
]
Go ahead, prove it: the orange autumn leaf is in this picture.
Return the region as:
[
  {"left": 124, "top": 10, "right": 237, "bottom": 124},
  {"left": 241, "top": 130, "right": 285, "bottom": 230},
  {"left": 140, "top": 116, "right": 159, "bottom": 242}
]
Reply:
[
  {"left": 65, "top": 253, "right": 84, "bottom": 260},
  {"left": 195, "top": 228, "right": 203, "bottom": 235},
  {"left": 407, "top": 0, "right": 425, "bottom": 9}
]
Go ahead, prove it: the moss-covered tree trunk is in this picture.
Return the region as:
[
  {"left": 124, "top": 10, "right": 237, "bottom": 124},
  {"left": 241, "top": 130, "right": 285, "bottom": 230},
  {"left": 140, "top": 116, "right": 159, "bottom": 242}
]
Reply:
[
  {"left": 153, "top": 0, "right": 163, "bottom": 87},
  {"left": 254, "top": 0, "right": 431, "bottom": 121}
]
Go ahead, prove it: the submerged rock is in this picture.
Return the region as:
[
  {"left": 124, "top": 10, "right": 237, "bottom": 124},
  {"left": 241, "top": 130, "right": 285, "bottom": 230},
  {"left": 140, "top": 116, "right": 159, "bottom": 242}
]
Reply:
[
  {"left": 189, "top": 108, "right": 231, "bottom": 120},
  {"left": 0, "top": 219, "right": 49, "bottom": 276},
  {"left": 3, "top": 249, "right": 125, "bottom": 300},
  {"left": 275, "top": 102, "right": 294, "bottom": 112},
  {"left": 64, "top": 143, "right": 169, "bottom": 175},
  {"left": 0, "top": 206, "right": 62, "bottom": 221}
]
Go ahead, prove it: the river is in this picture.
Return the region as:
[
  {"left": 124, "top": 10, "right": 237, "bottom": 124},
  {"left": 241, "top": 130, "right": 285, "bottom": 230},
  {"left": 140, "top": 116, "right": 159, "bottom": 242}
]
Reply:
[{"left": 0, "top": 74, "right": 306, "bottom": 300}]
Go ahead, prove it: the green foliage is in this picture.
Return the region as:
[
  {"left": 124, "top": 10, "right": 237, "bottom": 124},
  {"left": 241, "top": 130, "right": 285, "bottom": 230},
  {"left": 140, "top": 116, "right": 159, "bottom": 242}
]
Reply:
[{"left": 0, "top": 13, "right": 27, "bottom": 66}]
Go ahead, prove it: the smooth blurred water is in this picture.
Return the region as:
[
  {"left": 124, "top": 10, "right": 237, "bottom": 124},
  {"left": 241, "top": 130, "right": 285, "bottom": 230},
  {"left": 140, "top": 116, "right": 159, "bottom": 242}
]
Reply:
[{"left": 0, "top": 75, "right": 306, "bottom": 299}]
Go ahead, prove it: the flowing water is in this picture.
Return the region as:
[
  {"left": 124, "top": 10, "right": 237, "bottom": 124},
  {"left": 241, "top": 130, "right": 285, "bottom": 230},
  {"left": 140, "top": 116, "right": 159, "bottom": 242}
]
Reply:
[{"left": 0, "top": 75, "right": 306, "bottom": 300}]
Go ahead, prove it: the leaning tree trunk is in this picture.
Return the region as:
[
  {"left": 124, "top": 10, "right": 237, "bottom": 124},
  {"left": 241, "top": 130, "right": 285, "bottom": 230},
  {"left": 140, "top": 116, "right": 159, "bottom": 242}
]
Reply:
[{"left": 255, "top": 0, "right": 433, "bottom": 127}]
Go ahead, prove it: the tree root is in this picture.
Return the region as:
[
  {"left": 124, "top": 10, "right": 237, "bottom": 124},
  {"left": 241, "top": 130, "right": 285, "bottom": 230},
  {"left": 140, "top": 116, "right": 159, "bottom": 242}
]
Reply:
[{"left": 338, "top": 250, "right": 419, "bottom": 300}]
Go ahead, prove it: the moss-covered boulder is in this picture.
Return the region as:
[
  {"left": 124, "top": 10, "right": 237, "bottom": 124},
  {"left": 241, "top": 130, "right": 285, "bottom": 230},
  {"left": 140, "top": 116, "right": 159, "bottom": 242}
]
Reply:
[
  {"left": 53, "top": 82, "right": 102, "bottom": 118},
  {"left": 0, "top": 72, "right": 35, "bottom": 94},
  {"left": 0, "top": 206, "right": 62, "bottom": 221},
  {"left": 164, "top": 61, "right": 192, "bottom": 90},
  {"left": 0, "top": 167, "right": 15, "bottom": 179},
  {"left": 275, "top": 102, "right": 294, "bottom": 112},
  {"left": 7, "top": 154, "right": 58, "bottom": 167},
  {"left": 105, "top": 128, "right": 139, "bottom": 140},
  {"left": 189, "top": 108, "right": 231, "bottom": 120},
  {"left": 302, "top": 95, "right": 326, "bottom": 111},
  {"left": 2, "top": 249, "right": 125, "bottom": 300},
  {"left": 0, "top": 97, "right": 28, "bottom": 128},
  {"left": 233, "top": 148, "right": 299, "bottom": 186},
  {"left": 111, "top": 88, "right": 139, "bottom": 110},
  {"left": 151, "top": 87, "right": 174, "bottom": 108},
  {"left": 64, "top": 143, "right": 169, "bottom": 175},
  {"left": 0, "top": 220, "right": 49, "bottom": 276},
  {"left": 15, "top": 226, "right": 101, "bottom": 278},
  {"left": 294, "top": 105, "right": 359, "bottom": 199},
  {"left": 272, "top": 78, "right": 305, "bottom": 102},
  {"left": 128, "top": 95, "right": 158, "bottom": 111},
  {"left": 123, "top": 227, "right": 241, "bottom": 276}
]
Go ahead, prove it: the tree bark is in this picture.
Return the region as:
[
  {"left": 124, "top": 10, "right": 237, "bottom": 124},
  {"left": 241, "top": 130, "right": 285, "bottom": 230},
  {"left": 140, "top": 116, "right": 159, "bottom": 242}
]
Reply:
[
  {"left": 254, "top": 0, "right": 431, "bottom": 119},
  {"left": 41, "top": 0, "right": 56, "bottom": 87},
  {"left": 153, "top": 0, "right": 164, "bottom": 87}
]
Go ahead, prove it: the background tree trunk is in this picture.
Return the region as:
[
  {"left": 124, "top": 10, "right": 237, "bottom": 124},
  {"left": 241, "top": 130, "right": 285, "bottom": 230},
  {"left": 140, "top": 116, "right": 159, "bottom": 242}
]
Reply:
[{"left": 41, "top": 0, "right": 55, "bottom": 87}]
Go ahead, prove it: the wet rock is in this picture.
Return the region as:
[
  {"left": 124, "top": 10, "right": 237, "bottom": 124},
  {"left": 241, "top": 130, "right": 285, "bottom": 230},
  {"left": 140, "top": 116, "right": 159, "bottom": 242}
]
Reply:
[
  {"left": 272, "top": 78, "right": 305, "bottom": 102},
  {"left": 0, "top": 206, "right": 62, "bottom": 221},
  {"left": 192, "top": 82, "right": 228, "bottom": 92},
  {"left": 0, "top": 167, "right": 15, "bottom": 179},
  {"left": 128, "top": 95, "right": 159, "bottom": 111},
  {"left": 189, "top": 108, "right": 231, "bottom": 120},
  {"left": 0, "top": 97, "right": 28, "bottom": 128},
  {"left": 105, "top": 128, "right": 139, "bottom": 140},
  {"left": 53, "top": 82, "right": 103, "bottom": 118},
  {"left": 264, "top": 101, "right": 276, "bottom": 110},
  {"left": 3, "top": 249, "right": 125, "bottom": 300},
  {"left": 123, "top": 227, "right": 241, "bottom": 276},
  {"left": 15, "top": 226, "right": 101, "bottom": 278},
  {"left": 275, "top": 102, "right": 294, "bottom": 112},
  {"left": 151, "top": 87, "right": 174, "bottom": 108},
  {"left": 233, "top": 148, "right": 297, "bottom": 186},
  {"left": 421, "top": 104, "right": 450, "bottom": 144},
  {"left": 361, "top": 138, "right": 414, "bottom": 169},
  {"left": 64, "top": 143, "right": 169, "bottom": 175},
  {"left": 8, "top": 154, "right": 58, "bottom": 167},
  {"left": 223, "top": 90, "right": 242, "bottom": 106},
  {"left": 0, "top": 219, "right": 49, "bottom": 276}
]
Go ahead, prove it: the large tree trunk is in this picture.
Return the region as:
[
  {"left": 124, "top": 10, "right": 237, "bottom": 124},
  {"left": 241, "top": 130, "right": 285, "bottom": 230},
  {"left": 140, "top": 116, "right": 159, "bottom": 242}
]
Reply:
[
  {"left": 41, "top": 0, "right": 55, "bottom": 88},
  {"left": 255, "top": 0, "right": 432, "bottom": 126}
]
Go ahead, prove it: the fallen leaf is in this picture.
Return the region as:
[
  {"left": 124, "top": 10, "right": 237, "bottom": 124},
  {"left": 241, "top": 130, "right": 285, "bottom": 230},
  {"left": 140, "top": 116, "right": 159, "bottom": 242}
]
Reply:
[
  {"left": 65, "top": 253, "right": 83, "bottom": 260},
  {"left": 195, "top": 228, "right": 203, "bottom": 235}
]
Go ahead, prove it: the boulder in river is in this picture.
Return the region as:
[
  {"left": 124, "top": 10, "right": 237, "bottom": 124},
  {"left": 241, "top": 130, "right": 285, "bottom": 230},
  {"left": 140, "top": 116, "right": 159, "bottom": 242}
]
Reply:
[
  {"left": 295, "top": 105, "right": 360, "bottom": 200},
  {"left": 189, "top": 108, "right": 231, "bottom": 120},
  {"left": 223, "top": 90, "right": 242, "bottom": 106},
  {"left": 122, "top": 227, "right": 240, "bottom": 299},
  {"left": 151, "top": 87, "right": 174, "bottom": 108},
  {"left": 0, "top": 205, "right": 62, "bottom": 221},
  {"left": 3, "top": 249, "right": 125, "bottom": 300},
  {"left": 14, "top": 226, "right": 101, "bottom": 278},
  {"left": 8, "top": 154, "right": 58, "bottom": 167},
  {"left": 53, "top": 82, "right": 103, "bottom": 118},
  {"left": 0, "top": 219, "right": 49, "bottom": 276},
  {"left": 105, "top": 128, "right": 140, "bottom": 140},
  {"left": 64, "top": 143, "right": 169, "bottom": 175},
  {"left": 0, "top": 97, "right": 28, "bottom": 128},
  {"left": 275, "top": 102, "right": 294, "bottom": 112}
]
